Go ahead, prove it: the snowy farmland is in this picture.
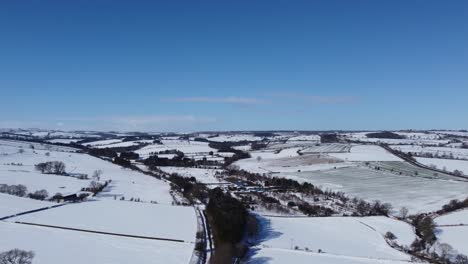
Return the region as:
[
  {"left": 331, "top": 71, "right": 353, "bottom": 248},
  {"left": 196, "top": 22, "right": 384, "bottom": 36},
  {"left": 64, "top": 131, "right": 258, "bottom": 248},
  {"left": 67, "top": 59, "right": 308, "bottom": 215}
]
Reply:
[
  {"left": 0, "top": 221, "right": 193, "bottom": 264},
  {"left": 248, "top": 247, "right": 413, "bottom": 264},
  {"left": 0, "top": 139, "right": 197, "bottom": 264},
  {"left": 391, "top": 145, "right": 468, "bottom": 160},
  {"left": 435, "top": 209, "right": 468, "bottom": 256},
  {"left": 0, "top": 194, "right": 54, "bottom": 219},
  {"left": 250, "top": 215, "right": 415, "bottom": 262},
  {"left": 135, "top": 139, "right": 217, "bottom": 158},
  {"left": 234, "top": 147, "right": 350, "bottom": 174},
  {"left": 8, "top": 200, "right": 197, "bottom": 242},
  {"left": 328, "top": 145, "right": 402, "bottom": 162},
  {"left": 2, "top": 131, "right": 468, "bottom": 264},
  {"left": 416, "top": 157, "right": 468, "bottom": 175},
  {"left": 283, "top": 166, "right": 468, "bottom": 213},
  {"left": 0, "top": 139, "right": 174, "bottom": 203},
  {"left": 301, "top": 143, "right": 351, "bottom": 154},
  {"left": 158, "top": 166, "right": 226, "bottom": 185}
]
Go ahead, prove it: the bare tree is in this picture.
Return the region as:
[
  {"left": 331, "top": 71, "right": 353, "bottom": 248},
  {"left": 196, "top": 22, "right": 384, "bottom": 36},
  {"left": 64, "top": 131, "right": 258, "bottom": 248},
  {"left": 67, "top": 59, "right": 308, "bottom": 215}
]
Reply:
[
  {"left": 92, "top": 169, "right": 103, "bottom": 181},
  {"left": 439, "top": 243, "right": 453, "bottom": 260},
  {"left": 399, "top": 207, "right": 409, "bottom": 219},
  {"left": 35, "top": 161, "right": 66, "bottom": 175},
  {"left": 0, "top": 249, "right": 35, "bottom": 264},
  {"left": 455, "top": 254, "right": 468, "bottom": 264},
  {"left": 28, "top": 189, "right": 49, "bottom": 201},
  {"left": 52, "top": 161, "right": 66, "bottom": 175}
]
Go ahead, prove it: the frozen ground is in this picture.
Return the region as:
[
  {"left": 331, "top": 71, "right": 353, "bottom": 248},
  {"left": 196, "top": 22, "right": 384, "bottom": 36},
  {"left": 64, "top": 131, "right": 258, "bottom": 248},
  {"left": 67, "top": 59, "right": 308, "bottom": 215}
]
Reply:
[
  {"left": 8, "top": 200, "right": 197, "bottom": 242},
  {"left": 0, "top": 193, "right": 54, "bottom": 218},
  {"left": 0, "top": 221, "right": 193, "bottom": 264},
  {"left": 283, "top": 166, "right": 468, "bottom": 213},
  {"left": 251, "top": 215, "right": 414, "bottom": 261},
  {"left": 416, "top": 157, "right": 468, "bottom": 175}
]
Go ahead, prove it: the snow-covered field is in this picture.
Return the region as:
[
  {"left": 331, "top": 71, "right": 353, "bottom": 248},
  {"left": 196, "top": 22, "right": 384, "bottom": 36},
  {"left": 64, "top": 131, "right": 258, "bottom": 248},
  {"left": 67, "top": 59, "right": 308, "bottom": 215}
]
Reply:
[
  {"left": 0, "top": 140, "right": 174, "bottom": 203},
  {"left": 0, "top": 221, "right": 193, "bottom": 264},
  {"left": 235, "top": 146, "right": 350, "bottom": 174},
  {"left": 284, "top": 166, "right": 468, "bottom": 213},
  {"left": 207, "top": 134, "right": 263, "bottom": 142},
  {"left": 391, "top": 145, "right": 468, "bottom": 160},
  {"left": 250, "top": 215, "right": 414, "bottom": 262},
  {"left": 436, "top": 209, "right": 468, "bottom": 226},
  {"left": 135, "top": 139, "right": 217, "bottom": 158},
  {"left": 329, "top": 145, "right": 402, "bottom": 162},
  {"left": 91, "top": 140, "right": 155, "bottom": 149},
  {"left": 83, "top": 139, "right": 123, "bottom": 147},
  {"left": 343, "top": 132, "right": 449, "bottom": 146},
  {"left": 301, "top": 143, "right": 351, "bottom": 153},
  {"left": 416, "top": 157, "right": 468, "bottom": 175},
  {"left": 435, "top": 226, "right": 468, "bottom": 256},
  {"left": 287, "top": 135, "right": 320, "bottom": 142},
  {"left": 248, "top": 247, "right": 413, "bottom": 264},
  {"left": 158, "top": 166, "right": 225, "bottom": 184},
  {"left": 0, "top": 194, "right": 54, "bottom": 218},
  {"left": 8, "top": 200, "right": 197, "bottom": 242},
  {"left": 46, "top": 139, "right": 81, "bottom": 144},
  {"left": 435, "top": 209, "right": 468, "bottom": 256}
]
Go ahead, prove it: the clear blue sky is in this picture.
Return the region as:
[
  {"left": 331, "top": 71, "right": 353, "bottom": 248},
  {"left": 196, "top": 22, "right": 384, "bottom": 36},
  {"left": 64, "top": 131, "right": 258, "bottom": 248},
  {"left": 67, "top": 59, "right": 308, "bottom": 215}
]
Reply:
[{"left": 1, "top": 0, "right": 467, "bottom": 132}]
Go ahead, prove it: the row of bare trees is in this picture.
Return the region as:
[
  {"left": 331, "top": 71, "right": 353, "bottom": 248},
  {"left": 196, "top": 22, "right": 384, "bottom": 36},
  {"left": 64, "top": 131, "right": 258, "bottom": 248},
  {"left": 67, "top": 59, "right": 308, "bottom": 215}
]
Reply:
[{"left": 34, "top": 161, "right": 66, "bottom": 175}]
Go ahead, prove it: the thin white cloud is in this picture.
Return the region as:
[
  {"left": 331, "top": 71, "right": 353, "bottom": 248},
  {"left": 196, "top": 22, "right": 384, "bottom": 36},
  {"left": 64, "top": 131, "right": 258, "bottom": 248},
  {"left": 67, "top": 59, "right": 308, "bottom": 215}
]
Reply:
[
  {"left": 0, "top": 115, "right": 217, "bottom": 132},
  {"left": 165, "top": 96, "right": 266, "bottom": 105},
  {"left": 269, "top": 93, "right": 359, "bottom": 104},
  {"left": 304, "top": 95, "right": 359, "bottom": 104}
]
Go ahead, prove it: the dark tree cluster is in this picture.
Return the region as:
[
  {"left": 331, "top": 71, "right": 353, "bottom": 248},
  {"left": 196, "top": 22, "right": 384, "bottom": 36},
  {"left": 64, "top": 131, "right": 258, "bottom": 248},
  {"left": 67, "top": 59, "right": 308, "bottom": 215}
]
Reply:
[
  {"left": 298, "top": 202, "right": 335, "bottom": 217},
  {"left": 206, "top": 188, "right": 248, "bottom": 263},
  {"left": 120, "top": 151, "right": 139, "bottom": 160},
  {"left": 253, "top": 132, "right": 276, "bottom": 138},
  {"left": 88, "top": 148, "right": 117, "bottom": 158},
  {"left": 320, "top": 133, "right": 340, "bottom": 143},
  {"left": 166, "top": 173, "right": 208, "bottom": 204},
  {"left": 34, "top": 161, "right": 66, "bottom": 175},
  {"left": 366, "top": 131, "right": 405, "bottom": 139},
  {"left": 436, "top": 198, "right": 468, "bottom": 215},
  {"left": 144, "top": 154, "right": 196, "bottom": 168},
  {"left": 223, "top": 151, "right": 251, "bottom": 167},
  {"left": 256, "top": 193, "right": 280, "bottom": 204},
  {"left": 28, "top": 189, "right": 49, "bottom": 200},
  {"left": 411, "top": 214, "right": 437, "bottom": 249},
  {"left": 264, "top": 177, "right": 324, "bottom": 195},
  {"left": 251, "top": 142, "right": 267, "bottom": 150},
  {"left": 113, "top": 157, "right": 132, "bottom": 167},
  {"left": 0, "top": 184, "right": 28, "bottom": 197},
  {"left": 354, "top": 199, "right": 392, "bottom": 216}
]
